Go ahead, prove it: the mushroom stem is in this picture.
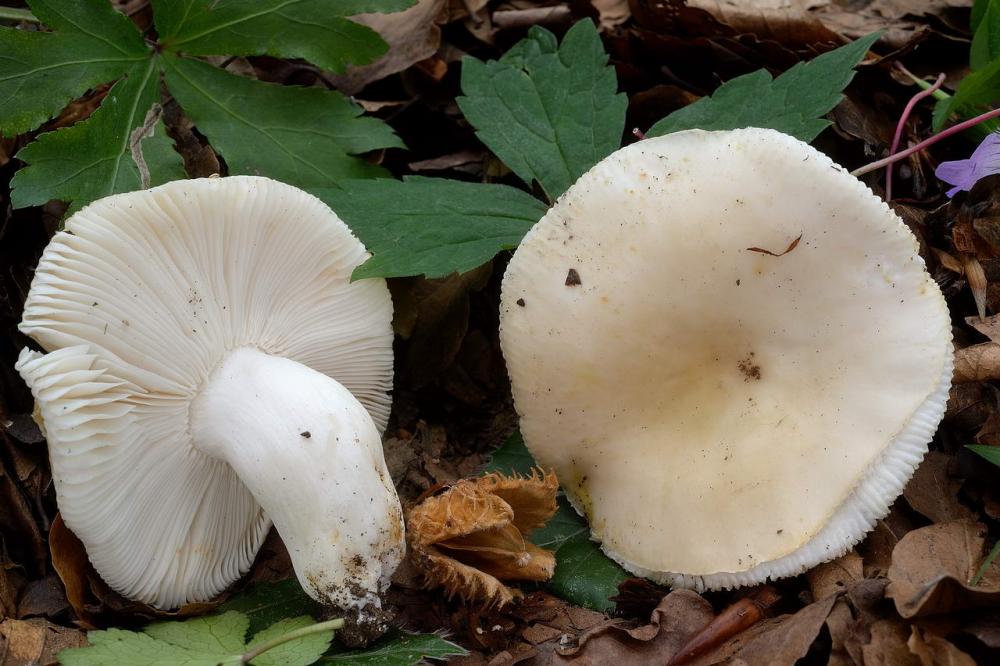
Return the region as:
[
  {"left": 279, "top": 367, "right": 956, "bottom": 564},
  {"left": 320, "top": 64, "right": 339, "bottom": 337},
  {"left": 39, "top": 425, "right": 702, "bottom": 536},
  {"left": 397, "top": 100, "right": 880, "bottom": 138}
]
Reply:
[{"left": 190, "top": 347, "right": 404, "bottom": 612}]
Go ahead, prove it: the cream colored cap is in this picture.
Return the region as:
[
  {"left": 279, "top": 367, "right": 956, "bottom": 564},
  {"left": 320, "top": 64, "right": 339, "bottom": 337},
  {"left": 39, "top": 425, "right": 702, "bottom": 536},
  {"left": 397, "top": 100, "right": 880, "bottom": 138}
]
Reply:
[{"left": 500, "top": 128, "right": 953, "bottom": 590}]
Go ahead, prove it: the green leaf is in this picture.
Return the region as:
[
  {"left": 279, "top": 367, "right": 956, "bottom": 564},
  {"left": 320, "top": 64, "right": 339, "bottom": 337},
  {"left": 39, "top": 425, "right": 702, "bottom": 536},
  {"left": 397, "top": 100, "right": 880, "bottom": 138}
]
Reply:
[
  {"left": 313, "top": 177, "right": 547, "bottom": 280},
  {"left": 972, "top": 0, "right": 1000, "bottom": 70},
  {"left": 484, "top": 433, "right": 628, "bottom": 612},
  {"left": 219, "top": 579, "right": 321, "bottom": 635},
  {"left": 153, "top": 0, "right": 415, "bottom": 73},
  {"left": 457, "top": 20, "right": 626, "bottom": 202},
  {"left": 649, "top": 32, "right": 880, "bottom": 143},
  {"left": 933, "top": 56, "right": 1000, "bottom": 131},
  {"left": 0, "top": 0, "right": 149, "bottom": 135},
  {"left": 11, "top": 59, "right": 185, "bottom": 212},
  {"left": 162, "top": 54, "right": 400, "bottom": 189},
  {"left": 968, "top": 444, "right": 1000, "bottom": 467},
  {"left": 975, "top": 0, "right": 993, "bottom": 34},
  {"left": 59, "top": 610, "right": 335, "bottom": 666},
  {"left": 248, "top": 616, "right": 333, "bottom": 666},
  {"left": 322, "top": 630, "right": 467, "bottom": 665}
]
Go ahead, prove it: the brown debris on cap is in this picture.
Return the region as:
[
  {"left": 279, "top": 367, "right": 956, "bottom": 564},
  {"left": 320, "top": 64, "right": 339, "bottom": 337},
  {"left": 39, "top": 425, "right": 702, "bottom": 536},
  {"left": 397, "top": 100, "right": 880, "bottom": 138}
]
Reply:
[{"left": 406, "top": 470, "right": 559, "bottom": 607}]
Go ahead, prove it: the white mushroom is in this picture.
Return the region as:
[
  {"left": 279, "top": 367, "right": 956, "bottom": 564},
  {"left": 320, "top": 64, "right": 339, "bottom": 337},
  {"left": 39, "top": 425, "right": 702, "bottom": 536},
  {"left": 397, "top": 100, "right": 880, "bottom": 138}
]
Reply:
[
  {"left": 15, "top": 176, "right": 402, "bottom": 613},
  {"left": 499, "top": 128, "right": 953, "bottom": 590}
]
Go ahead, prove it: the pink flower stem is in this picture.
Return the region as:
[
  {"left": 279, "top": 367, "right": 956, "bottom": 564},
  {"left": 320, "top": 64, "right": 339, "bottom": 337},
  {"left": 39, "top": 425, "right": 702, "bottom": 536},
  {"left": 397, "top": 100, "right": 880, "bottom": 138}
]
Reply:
[
  {"left": 852, "top": 106, "right": 1000, "bottom": 177},
  {"left": 633, "top": 127, "right": 647, "bottom": 140},
  {"left": 885, "top": 73, "right": 945, "bottom": 201}
]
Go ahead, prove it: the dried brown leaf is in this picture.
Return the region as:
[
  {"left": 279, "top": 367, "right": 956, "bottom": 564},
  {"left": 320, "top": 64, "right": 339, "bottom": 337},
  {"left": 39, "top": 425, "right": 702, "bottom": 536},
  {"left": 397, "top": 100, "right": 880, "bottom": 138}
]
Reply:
[
  {"left": 859, "top": 501, "right": 920, "bottom": 578},
  {"left": 0, "top": 618, "right": 85, "bottom": 666},
  {"left": 903, "top": 451, "right": 974, "bottom": 524},
  {"left": 407, "top": 471, "right": 559, "bottom": 607},
  {"left": 330, "top": 0, "right": 448, "bottom": 95},
  {"left": 686, "top": 0, "right": 843, "bottom": 45},
  {"left": 967, "top": 314, "right": 1000, "bottom": 344},
  {"left": 540, "top": 590, "right": 714, "bottom": 664},
  {"left": 953, "top": 343, "right": 1000, "bottom": 383},
  {"left": 812, "top": 0, "right": 971, "bottom": 48},
  {"left": 887, "top": 520, "right": 1000, "bottom": 618},
  {"left": 808, "top": 551, "right": 863, "bottom": 601},
  {"left": 907, "top": 626, "right": 976, "bottom": 666},
  {"left": 15, "top": 577, "right": 66, "bottom": 621},
  {"left": 863, "top": 619, "right": 922, "bottom": 666},
  {"left": 687, "top": 593, "right": 838, "bottom": 666}
]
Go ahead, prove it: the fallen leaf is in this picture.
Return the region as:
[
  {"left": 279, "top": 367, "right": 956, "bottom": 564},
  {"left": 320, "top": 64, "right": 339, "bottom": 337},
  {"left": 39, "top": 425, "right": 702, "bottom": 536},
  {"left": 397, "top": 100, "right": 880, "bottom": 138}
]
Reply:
[
  {"left": 48, "top": 515, "right": 96, "bottom": 626},
  {"left": 887, "top": 520, "right": 1000, "bottom": 618},
  {"left": 812, "top": 0, "right": 971, "bottom": 48},
  {"left": 330, "top": 0, "right": 449, "bottom": 95},
  {"left": 543, "top": 590, "right": 714, "bottom": 664},
  {"left": 808, "top": 551, "right": 863, "bottom": 601},
  {"left": 863, "top": 619, "right": 922, "bottom": 666},
  {"left": 15, "top": 577, "right": 67, "bottom": 620},
  {"left": 407, "top": 471, "right": 559, "bottom": 607},
  {"left": 859, "top": 501, "right": 921, "bottom": 578},
  {"left": 0, "top": 618, "right": 86, "bottom": 666},
  {"left": 903, "top": 451, "right": 975, "bottom": 523},
  {"left": 967, "top": 313, "right": 1000, "bottom": 343},
  {"left": 684, "top": 0, "right": 844, "bottom": 46},
  {"left": 669, "top": 586, "right": 780, "bottom": 665},
  {"left": 953, "top": 342, "right": 1000, "bottom": 382},
  {"left": 687, "top": 593, "right": 838, "bottom": 666},
  {"left": 907, "top": 625, "right": 977, "bottom": 666}
]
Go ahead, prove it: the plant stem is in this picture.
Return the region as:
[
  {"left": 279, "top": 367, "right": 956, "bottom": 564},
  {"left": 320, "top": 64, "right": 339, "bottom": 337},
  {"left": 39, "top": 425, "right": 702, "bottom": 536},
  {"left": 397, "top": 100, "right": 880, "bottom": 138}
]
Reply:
[
  {"left": 240, "top": 618, "right": 344, "bottom": 664},
  {"left": 896, "top": 63, "right": 951, "bottom": 102},
  {"left": 972, "top": 539, "right": 1000, "bottom": 586},
  {"left": 851, "top": 106, "right": 1000, "bottom": 177},
  {"left": 0, "top": 6, "right": 37, "bottom": 22},
  {"left": 886, "top": 73, "right": 946, "bottom": 201}
]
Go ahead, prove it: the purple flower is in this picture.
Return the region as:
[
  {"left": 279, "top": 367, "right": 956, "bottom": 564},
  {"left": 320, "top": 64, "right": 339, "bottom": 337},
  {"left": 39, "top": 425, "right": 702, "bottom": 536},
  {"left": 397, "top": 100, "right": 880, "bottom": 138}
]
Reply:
[{"left": 936, "top": 132, "right": 1000, "bottom": 197}]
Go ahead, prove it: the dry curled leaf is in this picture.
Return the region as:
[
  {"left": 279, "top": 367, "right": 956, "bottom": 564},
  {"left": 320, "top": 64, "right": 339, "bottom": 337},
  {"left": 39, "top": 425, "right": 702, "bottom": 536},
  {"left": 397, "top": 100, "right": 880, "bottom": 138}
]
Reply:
[
  {"left": 543, "top": 590, "right": 714, "bottom": 664},
  {"left": 407, "top": 471, "right": 559, "bottom": 607},
  {"left": 907, "top": 625, "right": 977, "bottom": 666},
  {"left": 953, "top": 342, "right": 1000, "bottom": 383},
  {"left": 903, "top": 451, "right": 975, "bottom": 524},
  {"left": 807, "top": 551, "right": 863, "bottom": 601},
  {"left": 0, "top": 618, "right": 86, "bottom": 666},
  {"left": 887, "top": 520, "right": 1000, "bottom": 618}
]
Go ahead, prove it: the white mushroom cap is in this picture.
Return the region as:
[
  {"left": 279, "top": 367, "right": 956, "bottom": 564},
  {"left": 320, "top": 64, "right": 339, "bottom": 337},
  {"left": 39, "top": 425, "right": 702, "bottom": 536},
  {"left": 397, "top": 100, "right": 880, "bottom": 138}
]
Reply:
[
  {"left": 499, "top": 129, "right": 953, "bottom": 590},
  {"left": 16, "top": 176, "right": 399, "bottom": 609}
]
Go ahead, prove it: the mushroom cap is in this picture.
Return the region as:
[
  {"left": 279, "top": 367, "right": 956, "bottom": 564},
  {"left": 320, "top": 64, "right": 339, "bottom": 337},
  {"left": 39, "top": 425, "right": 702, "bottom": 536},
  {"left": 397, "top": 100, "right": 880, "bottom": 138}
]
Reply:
[
  {"left": 16, "top": 176, "right": 393, "bottom": 608},
  {"left": 499, "top": 129, "right": 953, "bottom": 590}
]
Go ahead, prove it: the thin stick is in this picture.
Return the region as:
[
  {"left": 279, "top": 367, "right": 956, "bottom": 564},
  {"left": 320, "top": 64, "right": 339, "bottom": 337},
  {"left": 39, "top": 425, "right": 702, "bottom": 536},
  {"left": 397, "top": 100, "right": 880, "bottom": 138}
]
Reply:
[
  {"left": 886, "top": 73, "right": 946, "bottom": 201},
  {"left": 240, "top": 618, "right": 344, "bottom": 664},
  {"left": 852, "top": 107, "right": 1000, "bottom": 177},
  {"left": 0, "top": 7, "right": 37, "bottom": 22}
]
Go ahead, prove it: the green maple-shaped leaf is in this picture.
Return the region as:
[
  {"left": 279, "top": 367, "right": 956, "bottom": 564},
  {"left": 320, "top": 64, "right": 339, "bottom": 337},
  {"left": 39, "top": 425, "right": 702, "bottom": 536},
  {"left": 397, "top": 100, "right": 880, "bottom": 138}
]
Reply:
[
  {"left": 649, "top": 32, "right": 880, "bottom": 143},
  {"left": 152, "top": 0, "right": 415, "bottom": 74},
  {"left": 0, "top": 0, "right": 149, "bottom": 136},
  {"left": 314, "top": 177, "right": 547, "bottom": 280},
  {"left": 457, "top": 20, "right": 627, "bottom": 202},
  {"left": 59, "top": 611, "right": 335, "bottom": 666},
  {"left": 163, "top": 54, "right": 401, "bottom": 188},
  {"left": 485, "top": 433, "right": 628, "bottom": 612},
  {"left": 11, "top": 59, "right": 185, "bottom": 213}
]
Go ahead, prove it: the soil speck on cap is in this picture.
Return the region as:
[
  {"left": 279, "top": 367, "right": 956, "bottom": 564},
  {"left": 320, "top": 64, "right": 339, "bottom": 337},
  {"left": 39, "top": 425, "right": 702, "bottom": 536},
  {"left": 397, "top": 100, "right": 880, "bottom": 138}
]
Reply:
[
  {"left": 516, "top": 298, "right": 526, "bottom": 307},
  {"left": 738, "top": 353, "right": 761, "bottom": 381},
  {"left": 300, "top": 431, "right": 311, "bottom": 438},
  {"left": 565, "top": 268, "right": 582, "bottom": 286}
]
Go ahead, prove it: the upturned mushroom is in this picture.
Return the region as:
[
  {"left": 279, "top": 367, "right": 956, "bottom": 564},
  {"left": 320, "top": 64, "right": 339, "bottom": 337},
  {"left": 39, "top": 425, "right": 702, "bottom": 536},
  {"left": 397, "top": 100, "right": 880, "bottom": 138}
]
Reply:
[
  {"left": 499, "top": 128, "right": 953, "bottom": 590},
  {"left": 16, "top": 176, "right": 402, "bottom": 618}
]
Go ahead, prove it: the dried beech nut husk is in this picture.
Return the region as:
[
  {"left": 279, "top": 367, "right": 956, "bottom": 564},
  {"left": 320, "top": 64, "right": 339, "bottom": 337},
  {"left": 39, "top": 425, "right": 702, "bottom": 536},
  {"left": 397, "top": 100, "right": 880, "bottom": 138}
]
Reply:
[{"left": 406, "top": 470, "right": 559, "bottom": 607}]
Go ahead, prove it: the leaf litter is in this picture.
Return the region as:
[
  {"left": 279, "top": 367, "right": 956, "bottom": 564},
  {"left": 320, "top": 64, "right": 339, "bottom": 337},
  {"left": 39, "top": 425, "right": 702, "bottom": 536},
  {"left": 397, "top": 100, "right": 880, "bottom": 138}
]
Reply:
[{"left": 2, "top": 0, "right": 1000, "bottom": 664}]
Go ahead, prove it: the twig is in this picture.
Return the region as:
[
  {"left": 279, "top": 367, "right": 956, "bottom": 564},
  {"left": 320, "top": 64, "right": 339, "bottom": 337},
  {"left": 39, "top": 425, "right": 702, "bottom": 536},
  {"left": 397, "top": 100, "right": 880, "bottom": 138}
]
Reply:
[
  {"left": 886, "top": 73, "right": 945, "bottom": 201},
  {"left": 852, "top": 107, "right": 1000, "bottom": 177},
  {"left": 0, "top": 6, "right": 37, "bottom": 22},
  {"left": 632, "top": 127, "right": 647, "bottom": 141},
  {"left": 240, "top": 618, "right": 344, "bottom": 664}
]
